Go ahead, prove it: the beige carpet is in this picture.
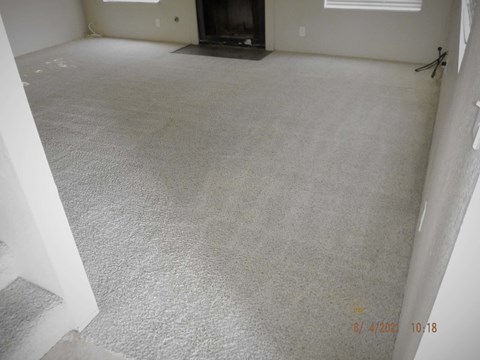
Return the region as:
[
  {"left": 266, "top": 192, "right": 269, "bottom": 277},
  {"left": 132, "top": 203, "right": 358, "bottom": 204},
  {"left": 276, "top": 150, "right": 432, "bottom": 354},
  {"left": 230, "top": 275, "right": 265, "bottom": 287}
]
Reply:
[
  {"left": 43, "top": 332, "right": 127, "bottom": 360},
  {"left": 17, "top": 38, "right": 439, "bottom": 359}
]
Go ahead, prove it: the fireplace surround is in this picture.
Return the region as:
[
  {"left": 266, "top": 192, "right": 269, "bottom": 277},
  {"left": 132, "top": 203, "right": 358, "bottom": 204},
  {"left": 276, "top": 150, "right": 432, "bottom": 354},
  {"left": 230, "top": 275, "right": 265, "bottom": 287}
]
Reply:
[{"left": 196, "top": 0, "right": 266, "bottom": 48}]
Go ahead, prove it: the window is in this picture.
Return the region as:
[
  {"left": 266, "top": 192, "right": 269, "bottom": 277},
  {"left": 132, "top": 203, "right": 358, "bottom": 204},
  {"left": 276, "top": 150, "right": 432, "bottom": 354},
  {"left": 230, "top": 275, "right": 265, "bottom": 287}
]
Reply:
[
  {"left": 459, "top": 0, "right": 477, "bottom": 71},
  {"left": 324, "top": 0, "right": 422, "bottom": 12},
  {"left": 103, "top": 0, "right": 161, "bottom": 4}
]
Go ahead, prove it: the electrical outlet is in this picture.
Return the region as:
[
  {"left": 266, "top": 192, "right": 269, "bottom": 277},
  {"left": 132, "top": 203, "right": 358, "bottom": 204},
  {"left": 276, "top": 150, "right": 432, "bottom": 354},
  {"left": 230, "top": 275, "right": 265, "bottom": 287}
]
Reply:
[
  {"left": 418, "top": 201, "right": 427, "bottom": 232},
  {"left": 155, "top": 18, "right": 161, "bottom": 28},
  {"left": 299, "top": 26, "right": 306, "bottom": 37},
  {"left": 473, "top": 101, "right": 480, "bottom": 150}
]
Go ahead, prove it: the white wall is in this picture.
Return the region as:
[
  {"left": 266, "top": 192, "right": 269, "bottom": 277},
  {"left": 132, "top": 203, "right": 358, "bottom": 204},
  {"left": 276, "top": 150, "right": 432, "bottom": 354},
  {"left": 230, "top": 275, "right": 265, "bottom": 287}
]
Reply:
[
  {"left": 82, "top": 0, "right": 452, "bottom": 63},
  {"left": 0, "top": 0, "right": 86, "bottom": 56},
  {"left": 414, "top": 175, "right": 480, "bottom": 359},
  {"left": 393, "top": 1, "right": 480, "bottom": 359},
  {"left": 0, "top": 137, "right": 64, "bottom": 297},
  {"left": 83, "top": 0, "right": 199, "bottom": 45},
  {"left": 0, "top": 14, "right": 98, "bottom": 330},
  {"left": 273, "top": 0, "right": 452, "bottom": 63}
]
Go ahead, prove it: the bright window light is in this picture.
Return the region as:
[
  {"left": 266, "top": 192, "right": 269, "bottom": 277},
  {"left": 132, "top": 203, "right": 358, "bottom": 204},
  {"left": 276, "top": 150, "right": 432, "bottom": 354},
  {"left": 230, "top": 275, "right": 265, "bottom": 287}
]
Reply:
[
  {"left": 324, "top": 0, "right": 422, "bottom": 12},
  {"left": 103, "top": 0, "right": 160, "bottom": 3},
  {"left": 459, "top": 0, "right": 477, "bottom": 71}
]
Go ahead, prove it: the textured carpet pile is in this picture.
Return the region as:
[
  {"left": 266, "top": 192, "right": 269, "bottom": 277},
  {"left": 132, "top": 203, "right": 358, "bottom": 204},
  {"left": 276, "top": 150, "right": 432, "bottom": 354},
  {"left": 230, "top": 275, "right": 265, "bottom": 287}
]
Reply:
[{"left": 17, "top": 38, "right": 438, "bottom": 359}]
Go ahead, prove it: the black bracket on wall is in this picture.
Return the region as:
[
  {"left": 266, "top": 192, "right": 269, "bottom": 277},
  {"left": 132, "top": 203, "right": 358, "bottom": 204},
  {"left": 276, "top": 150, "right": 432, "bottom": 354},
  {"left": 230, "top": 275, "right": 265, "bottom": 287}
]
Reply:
[{"left": 415, "top": 47, "right": 448, "bottom": 79}]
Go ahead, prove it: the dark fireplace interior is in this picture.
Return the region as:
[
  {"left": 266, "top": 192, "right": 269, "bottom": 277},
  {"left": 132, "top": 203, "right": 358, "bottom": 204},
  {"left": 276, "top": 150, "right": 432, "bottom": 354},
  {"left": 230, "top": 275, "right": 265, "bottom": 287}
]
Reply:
[{"left": 196, "top": 0, "right": 265, "bottom": 48}]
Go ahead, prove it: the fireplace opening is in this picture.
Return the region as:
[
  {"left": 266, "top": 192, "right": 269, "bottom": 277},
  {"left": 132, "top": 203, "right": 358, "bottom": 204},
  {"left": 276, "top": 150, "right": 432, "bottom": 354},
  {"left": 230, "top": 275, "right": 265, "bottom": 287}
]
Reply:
[{"left": 196, "top": 0, "right": 266, "bottom": 48}]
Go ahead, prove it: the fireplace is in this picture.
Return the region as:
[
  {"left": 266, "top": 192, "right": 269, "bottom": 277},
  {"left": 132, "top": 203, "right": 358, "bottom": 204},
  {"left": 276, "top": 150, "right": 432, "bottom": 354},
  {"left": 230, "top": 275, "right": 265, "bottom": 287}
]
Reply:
[{"left": 196, "top": 0, "right": 266, "bottom": 48}]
